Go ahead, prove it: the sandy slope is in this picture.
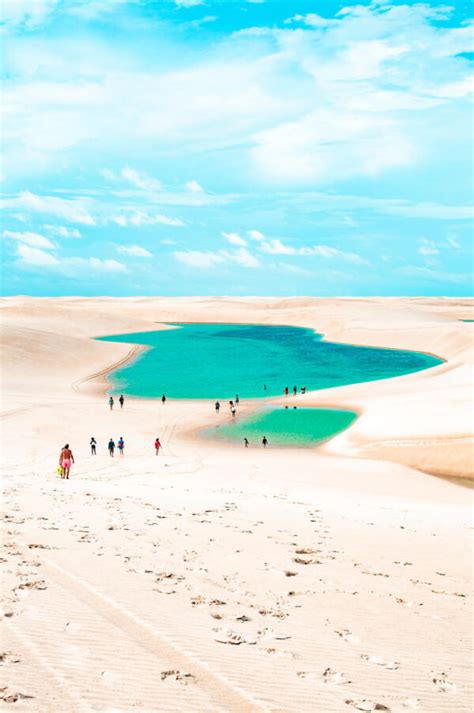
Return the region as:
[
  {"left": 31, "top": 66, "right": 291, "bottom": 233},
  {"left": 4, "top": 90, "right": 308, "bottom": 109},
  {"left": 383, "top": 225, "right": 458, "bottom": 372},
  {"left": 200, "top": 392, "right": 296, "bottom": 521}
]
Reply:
[{"left": 0, "top": 297, "right": 472, "bottom": 712}]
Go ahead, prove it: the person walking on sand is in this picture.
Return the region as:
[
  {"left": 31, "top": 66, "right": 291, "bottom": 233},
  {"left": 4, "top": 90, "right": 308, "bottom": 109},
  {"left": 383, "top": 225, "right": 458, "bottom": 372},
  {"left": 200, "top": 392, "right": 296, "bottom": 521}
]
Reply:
[
  {"left": 119, "top": 394, "right": 124, "bottom": 409},
  {"left": 90, "top": 437, "right": 97, "bottom": 455},
  {"left": 59, "top": 444, "right": 74, "bottom": 479},
  {"left": 215, "top": 401, "right": 220, "bottom": 413},
  {"left": 161, "top": 394, "right": 166, "bottom": 405},
  {"left": 109, "top": 396, "right": 114, "bottom": 410},
  {"left": 108, "top": 438, "right": 115, "bottom": 457},
  {"left": 231, "top": 405, "right": 237, "bottom": 418},
  {"left": 262, "top": 436, "right": 268, "bottom": 448},
  {"left": 118, "top": 436, "right": 124, "bottom": 456},
  {"left": 155, "top": 437, "right": 161, "bottom": 455},
  {"left": 244, "top": 437, "right": 249, "bottom": 448}
]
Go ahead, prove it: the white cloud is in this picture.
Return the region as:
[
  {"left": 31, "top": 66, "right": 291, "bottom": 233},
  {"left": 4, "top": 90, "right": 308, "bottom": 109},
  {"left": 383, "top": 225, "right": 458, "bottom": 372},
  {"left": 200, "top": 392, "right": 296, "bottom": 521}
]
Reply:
[
  {"left": 446, "top": 235, "right": 461, "bottom": 249},
  {"left": 3, "top": 230, "right": 56, "bottom": 249},
  {"left": 258, "top": 238, "right": 294, "bottom": 255},
  {"left": 382, "top": 202, "right": 473, "bottom": 220},
  {"left": 285, "top": 13, "right": 335, "bottom": 28},
  {"left": 174, "top": 251, "right": 224, "bottom": 268},
  {"left": 3, "top": 2, "right": 473, "bottom": 192},
  {"left": 120, "top": 166, "right": 161, "bottom": 191},
  {"left": 258, "top": 239, "right": 368, "bottom": 265},
  {"left": 418, "top": 240, "right": 439, "bottom": 256},
  {"left": 1, "top": 0, "right": 58, "bottom": 28},
  {"left": 247, "top": 230, "right": 265, "bottom": 242},
  {"left": 398, "top": 266, "right": 470, "bottom": 284},
  {"left": 222, "top": 231, "right": 247, "bottom": 246},
  {"left": 44, "top": 225, "right": 81, "bottom": 238},
  {"left": 174, "top": 0, "right": 204, "bottom": 7},
  {"left": 15, "top": 243, "right": 126, "bottom": 273},
  {"left": 112, "top": 211, "right": 184, "bottom": 227},
  {"left": 185, "top": 180, "right": 204, "bottom": 193},
  {"left": 116, "top": 244, "right": 153, "bottom": 257},
  {"left": 68, "top": 0, "right": 134, "bottom": 20},
  {"left": 417, "top": 238, "right": 440, "bottom": 266},
  {"left": 101, "top": 167, "right": 161, "bottom": 191},
  {"left": 16, "top": 244, "right": 59, "bottom": 267},
  {"left": 231, "top": 248, "right": 260, "bottom": 268},
  {"left": 2, "top": 191, "right": 95, "bottom": 225},
  {"left": 175, "top": 247, "right": 260, "bottom": 269},
  {"left": 252, "top": 110, "right": 414, "bottom": 183},
  {"left": 85, "top": 257, "right": 126, "bottom": 272}
]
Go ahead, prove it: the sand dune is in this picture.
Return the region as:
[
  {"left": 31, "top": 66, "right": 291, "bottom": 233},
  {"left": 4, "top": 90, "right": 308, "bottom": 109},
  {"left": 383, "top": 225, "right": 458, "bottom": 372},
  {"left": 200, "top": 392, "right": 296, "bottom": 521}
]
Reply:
[{"left": 0, "top": 297, "right": 472, "bottom": 712}]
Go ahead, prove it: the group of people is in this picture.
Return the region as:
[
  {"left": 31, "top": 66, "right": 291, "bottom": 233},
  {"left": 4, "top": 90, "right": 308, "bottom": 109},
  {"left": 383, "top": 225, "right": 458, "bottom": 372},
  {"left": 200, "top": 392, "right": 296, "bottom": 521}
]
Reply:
[
  {"left": 109, "top": 394, "right": 125, "bottom": 410},
  {"left": 90, "top": 436, "right": 162, "bottom": 457},
  {"left": 243, "top": 436, "right": 268, "bottom": 448},
  {"left": 285, "top": 385, "right": 306, "bottom": 396},
  {"left": 108, "top": 394, "right": 166, "bottom": 410},
  {"left": 215, "top": 395, "right": 240, "bottom": 417},
  {"left": 59, "top": 436, "right": 163, "bottom": 478}
]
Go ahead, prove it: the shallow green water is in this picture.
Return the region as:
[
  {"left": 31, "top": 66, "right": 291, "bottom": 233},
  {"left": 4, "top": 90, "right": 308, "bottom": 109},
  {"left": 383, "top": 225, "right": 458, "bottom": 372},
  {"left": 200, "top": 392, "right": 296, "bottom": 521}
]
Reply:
[
  {"left": 205, "top": 407, "right": 358, "bottom": 447},
  {"left": 97, "top": 323, "right": 442, "bottom": 400}
]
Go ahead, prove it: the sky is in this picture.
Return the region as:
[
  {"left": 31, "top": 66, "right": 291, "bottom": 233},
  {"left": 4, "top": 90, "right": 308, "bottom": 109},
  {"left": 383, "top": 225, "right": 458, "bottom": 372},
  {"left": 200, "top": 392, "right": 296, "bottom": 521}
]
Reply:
[{"left": 1, "top": 0, "right": 473, "bottom": 297}]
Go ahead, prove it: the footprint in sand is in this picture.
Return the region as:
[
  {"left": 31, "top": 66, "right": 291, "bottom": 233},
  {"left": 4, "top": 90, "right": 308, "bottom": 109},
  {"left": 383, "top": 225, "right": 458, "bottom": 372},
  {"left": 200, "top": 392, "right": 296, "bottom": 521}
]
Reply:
[
  {"left": 160, "top": 670, "right": 196, "bottom": 684},
  {"left": 17, "top": 580, "right": 47, "bottom": 591},
  {"left": 360, "top": 654, "right": 400, "bottom": 670},
  {"left": 335, "top": 629, "right": 360, "bottom": 644},
  {"left": 213, "top": 628, "right": 257, "bottom": 645},
  {"left": 0, "top": 690, "right": 35, "bottom": 704},
  {"left": 0, "top": 653, "right": 21, "bottom": 664},
  {"left": 433, "top": 674, "right": 457, "bottom": 693},
  {"left": 265, "top": 647, "right": 294, "bottom": 659},
  {"left": 345, "top": 700, "right": 390, "bottom": 711},
  {"left": 322, "top": 668, "right": 351, "bottom": 685}
]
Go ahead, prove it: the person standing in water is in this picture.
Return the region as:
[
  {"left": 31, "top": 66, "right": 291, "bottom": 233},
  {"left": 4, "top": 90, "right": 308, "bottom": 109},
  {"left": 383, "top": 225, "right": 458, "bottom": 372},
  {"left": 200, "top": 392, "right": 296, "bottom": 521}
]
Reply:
[
  {"left": 119, "top": 394, "right": 124, "bottom": 408},
  {"left": 244, "top": 437, "right": 249, "bottom": 448},
  {"left": 109, "top": 396, "right": 114, "bottom": 410},
  {"left": 117, "top": 436, "right": 124, "bottom": 456},
  {"left": 215, "top": 401, "right": 220, "bottom": 413},
  {"left": 293, "top": 385, "right": 297, "bottom": 395},
  {"left": 262, "top": 436, "right": 268, "bottom": 448},
  {"left": 108, "top": 438, "right": 115, "bottom": 457},
  {"left": 161, "top": 394, "right": 166, "bottom": 404},
  {"left": 59, "top": 444, "right": 74, "bottom": 479},
  {"left": 90, "top": 437, "right": 97, "bottom": 455},
  {"left": 154, "top": 437, "right": 161, "bottom": 455},
  {"left": 284, "top": 387, "right": 289, "bottom": 396},
  {"left": 235, "top": 395, "right": 240, "bottom": 404}
]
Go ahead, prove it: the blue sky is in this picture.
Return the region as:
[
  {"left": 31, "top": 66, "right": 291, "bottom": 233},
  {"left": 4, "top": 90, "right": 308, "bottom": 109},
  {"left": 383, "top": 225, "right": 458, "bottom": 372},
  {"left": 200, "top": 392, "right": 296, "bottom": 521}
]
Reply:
[{"left": 1, "top": 0, "right": 473, "bottom": 296}]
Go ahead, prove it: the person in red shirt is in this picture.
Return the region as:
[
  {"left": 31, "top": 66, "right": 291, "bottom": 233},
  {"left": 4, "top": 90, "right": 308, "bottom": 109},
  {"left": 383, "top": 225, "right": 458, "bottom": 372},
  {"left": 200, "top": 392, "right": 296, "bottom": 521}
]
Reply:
[{"left": 154, "top": 437, "right": 161, "bottom": 455}]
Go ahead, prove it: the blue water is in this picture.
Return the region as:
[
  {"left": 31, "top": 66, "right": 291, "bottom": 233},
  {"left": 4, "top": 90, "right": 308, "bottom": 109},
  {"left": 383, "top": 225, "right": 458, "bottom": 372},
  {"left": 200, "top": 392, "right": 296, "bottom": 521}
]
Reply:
[
  {"left": 97, "top": 323, "right": 442, "bottom": 400},
  {"left": 206, "top": 407, "right": 358, "bottom": 447}
]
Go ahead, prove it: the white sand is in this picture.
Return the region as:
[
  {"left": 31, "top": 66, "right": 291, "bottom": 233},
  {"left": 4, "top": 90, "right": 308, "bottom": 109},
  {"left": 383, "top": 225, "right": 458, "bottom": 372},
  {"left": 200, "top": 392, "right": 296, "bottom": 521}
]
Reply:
[{"left": 0, "top": 297, "right": 472, "bottom": 712}]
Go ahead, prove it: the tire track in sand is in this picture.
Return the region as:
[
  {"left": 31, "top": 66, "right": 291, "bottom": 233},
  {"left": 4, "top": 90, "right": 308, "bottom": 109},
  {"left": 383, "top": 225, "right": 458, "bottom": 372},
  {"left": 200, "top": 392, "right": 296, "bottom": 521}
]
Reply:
[{"left": 20, "top": 548, "right": 271, "bottom": 713}]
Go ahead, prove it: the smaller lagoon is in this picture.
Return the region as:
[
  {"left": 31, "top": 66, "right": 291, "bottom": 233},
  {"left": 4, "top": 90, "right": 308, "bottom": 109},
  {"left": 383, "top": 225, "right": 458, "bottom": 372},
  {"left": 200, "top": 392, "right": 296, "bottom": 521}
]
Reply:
[{"left": 205, "top": 407, "right": 358, "bottom": 447}]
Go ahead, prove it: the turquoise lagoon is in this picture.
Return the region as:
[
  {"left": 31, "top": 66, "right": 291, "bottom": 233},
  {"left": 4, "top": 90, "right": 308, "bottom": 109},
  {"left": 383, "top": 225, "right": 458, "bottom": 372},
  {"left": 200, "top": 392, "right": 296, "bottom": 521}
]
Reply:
[
  {"left": 98, "top": 323, "right": 442, "bottom": 400},
  {"left": 206, "top": 407, "right": 358, "bottom": 447}
]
